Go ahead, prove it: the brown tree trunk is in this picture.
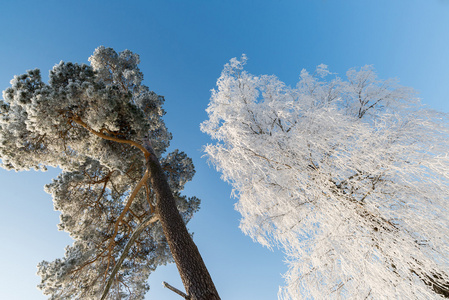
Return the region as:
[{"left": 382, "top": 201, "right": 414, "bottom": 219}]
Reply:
[{"left": 144, "top": 143, "right": 220, "bottom": 300}]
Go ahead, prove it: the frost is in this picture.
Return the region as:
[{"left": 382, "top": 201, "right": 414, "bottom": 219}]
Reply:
[
  {"left": 202, "top": 57, "right": 449, "bottom": 299},
  {"left": 0, "top": 47, "right": 200, "bottom": 299}
]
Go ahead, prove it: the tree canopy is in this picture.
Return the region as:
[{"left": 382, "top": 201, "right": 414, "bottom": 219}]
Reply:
[
  {"left": 0, "top": 47, "right": 204, "bottom": 299},
  {"left": 202, "top": 56, "right": 449, "bottom": 299}
]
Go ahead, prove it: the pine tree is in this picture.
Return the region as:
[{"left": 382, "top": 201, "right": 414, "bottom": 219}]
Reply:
[{"left": 0, "top": 47, "right": 219, "bottom": 300}]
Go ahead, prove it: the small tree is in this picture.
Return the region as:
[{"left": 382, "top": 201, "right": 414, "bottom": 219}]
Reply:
[
  {"left": 202, "top": 56, "right": 449, "bottom": 299},
  {"left": 0, "top": 47, "right": 220, "bottom": 300}
]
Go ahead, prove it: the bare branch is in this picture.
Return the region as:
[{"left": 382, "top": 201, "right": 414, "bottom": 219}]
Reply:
[{"left": 163, "top": 281, "right": 190, "bottom": 299}]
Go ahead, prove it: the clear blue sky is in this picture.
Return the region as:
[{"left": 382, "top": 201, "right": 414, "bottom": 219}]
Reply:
[{"left": 0, "top": 1, "right": 448, "bottom": 299}]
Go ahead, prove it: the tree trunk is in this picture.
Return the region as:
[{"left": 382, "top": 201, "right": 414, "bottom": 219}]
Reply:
[{"left": 144, "top": 142, "right": 220, "bottom": 300}]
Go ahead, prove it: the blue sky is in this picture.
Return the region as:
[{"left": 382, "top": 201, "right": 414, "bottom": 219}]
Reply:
[{"left": 0, "top": 1, "right": 448, "bottom": 299}]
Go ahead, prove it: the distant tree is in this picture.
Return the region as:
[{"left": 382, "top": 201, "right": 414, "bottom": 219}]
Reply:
[
  {"left": 0, "top": 47, "right": 220, "bottom": 300},
  {"left": 202, "top": 56, "right": 449, "bottom": 299}
]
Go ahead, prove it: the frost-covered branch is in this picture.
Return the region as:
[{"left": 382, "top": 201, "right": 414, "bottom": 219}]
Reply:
[
  {"left": 105, "top": 170, "right": 149, "bottom": 274},
  {"left": 101, "top": 214, "right": 159, "bottom": 300},
  {"left": 202, "top": 57, "right": 449, "bottom": 299}
]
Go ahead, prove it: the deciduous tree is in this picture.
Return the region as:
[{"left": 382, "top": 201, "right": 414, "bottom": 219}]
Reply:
[{"left": 202, "top": 56, "right": 449, "bottom": 299}]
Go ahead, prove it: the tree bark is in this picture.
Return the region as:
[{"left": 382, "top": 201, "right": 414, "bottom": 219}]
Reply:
[{"left": 144, "top": 141, "right": 220, "bottom": 300}]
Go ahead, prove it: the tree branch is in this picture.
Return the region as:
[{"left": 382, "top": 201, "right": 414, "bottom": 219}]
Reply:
[
  {"left": 243, "top": 147, "right": 292, "bottom": 169},
  {"left": 70, "top": 116, "right": 150, "bottom": 157},
  {"left": 101, "top": 214, "right": 159, "bottom": 300},
  {"left": 163, "top": 281, "right": 190, "bottom": 299},
  {"left": 105, "top": 170, "right": 149, "bottom": 274}
]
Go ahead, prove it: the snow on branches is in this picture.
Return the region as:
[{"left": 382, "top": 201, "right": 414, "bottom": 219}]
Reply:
[
  {"left": 202, "top": 57, "right": 449, "bottom": 299},
  {"left": 0, "top": 47, "right": 199, "bottom": 299}
]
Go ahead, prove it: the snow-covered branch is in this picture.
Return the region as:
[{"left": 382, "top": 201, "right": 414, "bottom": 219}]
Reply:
[{"left": 202, "top": 57, "right": 449, "bottom": 299}]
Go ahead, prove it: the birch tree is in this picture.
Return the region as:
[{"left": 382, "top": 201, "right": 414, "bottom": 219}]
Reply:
[
  {"left": 201, "top": 56, "right": 449, "bottom": 299},
  {"left": 0, "top": 47, "right": 219, "bottom": 300}
]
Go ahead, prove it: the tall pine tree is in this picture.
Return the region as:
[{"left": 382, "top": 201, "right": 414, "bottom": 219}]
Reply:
[{"left": 0, "top": 47, "right": 219, "bottom": 300}]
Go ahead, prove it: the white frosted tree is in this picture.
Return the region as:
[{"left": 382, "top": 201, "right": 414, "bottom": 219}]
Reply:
[
  {"left": 0, "top": 47, "right": 219, "bottom": 300},
  {"left": 201, "top": 56, "right": 449, "bottom": 299}
]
